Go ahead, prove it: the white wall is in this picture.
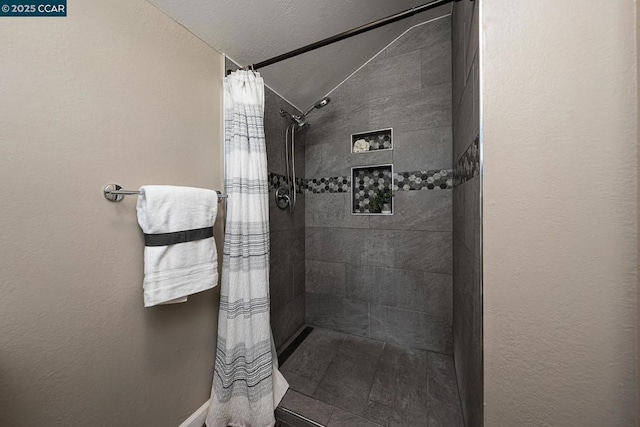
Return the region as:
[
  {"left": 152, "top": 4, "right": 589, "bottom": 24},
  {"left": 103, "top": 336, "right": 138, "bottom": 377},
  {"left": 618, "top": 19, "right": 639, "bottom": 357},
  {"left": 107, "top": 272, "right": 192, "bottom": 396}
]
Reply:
[
  {"left": 482, "top": 1, "right": 637, "bottom": 425},
  {"left": 0, "top": 0, "right": 224, "bottom": 425}
]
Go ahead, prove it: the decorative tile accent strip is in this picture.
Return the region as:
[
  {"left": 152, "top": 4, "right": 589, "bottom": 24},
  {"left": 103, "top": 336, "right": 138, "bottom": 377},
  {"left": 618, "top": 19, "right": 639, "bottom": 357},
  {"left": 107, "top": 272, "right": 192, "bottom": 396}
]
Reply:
[
  {"left": 352, "top": 165, "right": 394, "bottom": 214},
  {"left": 454, "top": 137, "right": 480, "bottom": 186},
  {"left": 267, "top": 169, "right": 453, "bottom": 195},
  {"left": 268, "top": 172, "right": 305, "bottom": 194},
  {"left": 394, "top": 169, "right": 453, "bottom": 191},
  {"left": 306, "top": 176, "right": 350, "bottom": 193}
]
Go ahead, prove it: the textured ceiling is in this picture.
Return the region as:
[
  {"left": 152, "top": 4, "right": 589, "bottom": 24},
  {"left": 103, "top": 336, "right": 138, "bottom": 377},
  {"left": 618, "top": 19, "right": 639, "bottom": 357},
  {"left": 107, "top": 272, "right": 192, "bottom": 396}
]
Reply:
[{"left": 146, "top": 0, "right": 451, "bottom": 110}]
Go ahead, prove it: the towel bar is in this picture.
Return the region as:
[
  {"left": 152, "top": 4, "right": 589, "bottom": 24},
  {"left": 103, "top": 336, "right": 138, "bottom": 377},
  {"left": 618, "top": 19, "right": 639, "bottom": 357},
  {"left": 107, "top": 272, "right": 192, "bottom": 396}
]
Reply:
[{"left": 103, "top": 184, "right": 228, "bottom": 203}]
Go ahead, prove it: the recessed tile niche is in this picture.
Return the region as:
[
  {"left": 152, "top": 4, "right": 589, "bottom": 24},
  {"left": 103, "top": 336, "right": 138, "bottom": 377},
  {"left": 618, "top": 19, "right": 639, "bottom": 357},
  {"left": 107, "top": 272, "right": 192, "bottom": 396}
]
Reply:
[
  {"left": 351, "top": 164, "right": 394, "bottom": 215},
  {"left": 351, "top": 128, "right": 393, "bottom": 153}
]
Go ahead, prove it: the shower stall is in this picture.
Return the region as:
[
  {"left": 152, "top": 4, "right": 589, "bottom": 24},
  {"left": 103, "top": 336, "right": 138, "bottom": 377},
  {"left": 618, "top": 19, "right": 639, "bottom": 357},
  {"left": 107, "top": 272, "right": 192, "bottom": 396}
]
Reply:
[{"left": 229, "top": 1, "right": 482, "bottom": 425}]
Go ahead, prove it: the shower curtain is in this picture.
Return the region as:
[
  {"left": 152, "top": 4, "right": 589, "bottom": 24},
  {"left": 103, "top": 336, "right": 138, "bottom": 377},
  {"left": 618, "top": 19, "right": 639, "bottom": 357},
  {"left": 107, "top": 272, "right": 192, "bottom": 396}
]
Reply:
[{"left": 206, "top": 70, "right": 288, "bottom": 427}]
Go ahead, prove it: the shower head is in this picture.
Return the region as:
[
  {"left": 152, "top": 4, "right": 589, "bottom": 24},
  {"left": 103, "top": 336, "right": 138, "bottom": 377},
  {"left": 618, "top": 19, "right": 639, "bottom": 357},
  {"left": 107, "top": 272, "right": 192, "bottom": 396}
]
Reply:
[
  {"left": 302, "top": 97, "right": 331, "bottom": 117},
  {"left": 281, "top": 97, "right": 332, "bottom": 127},
  {"left": 292, "top": 97, "right": 331, "bottom": 127}
]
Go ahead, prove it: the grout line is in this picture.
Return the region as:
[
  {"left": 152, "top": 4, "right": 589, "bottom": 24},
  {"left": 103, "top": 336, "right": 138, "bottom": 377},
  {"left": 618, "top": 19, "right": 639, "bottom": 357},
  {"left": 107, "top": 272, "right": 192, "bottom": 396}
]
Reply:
[
  {"left": 305, "top": 321, "right": 453, "bottom": 358},
  {"left": 368, "top": 302, "right": 371, "bottom": 338},
  {"left": 453, "top": 224, "right": 479, "bottom": 259},
  {"left": 304, "top": 224, "right": 453, "bottom": 232},
  {"left": 287, "top": 387, "right": 323, "bottom": 403},
  {"left": 307, "top": 333, "right": 349, "bottom": 398},
  {"left": 326, "top": 406, "right": 336, "bottom": 426},
  {"left": 325, "top": 408, "right": 336, "bottom": 426},
  {"left": 365, "top": 341, "right": 386, "bottom": 405},
  {"left": 291, "top": 331, "right": 441, "bottom": 426},
  {"left": 426, "top": 357, "right": 432, "bottom": 427},
  {"left": 450, "top": 354, "right": 466, "bottom": 427},
  {"left": 329, "top": 407, "right": 385, "bottom": 427},
  {"left": 304, "top": 226, "right": 452, "bottom": 234},
  {"left": 303, "top": 256, "right": 452, "bottom": 273}
]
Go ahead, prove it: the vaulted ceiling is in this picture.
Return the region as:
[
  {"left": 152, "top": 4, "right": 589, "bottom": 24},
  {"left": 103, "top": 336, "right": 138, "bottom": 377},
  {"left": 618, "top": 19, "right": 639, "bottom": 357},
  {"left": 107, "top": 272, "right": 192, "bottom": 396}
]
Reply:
[{"left": 146, "top": 0, "right": 451, "bottom": 110}]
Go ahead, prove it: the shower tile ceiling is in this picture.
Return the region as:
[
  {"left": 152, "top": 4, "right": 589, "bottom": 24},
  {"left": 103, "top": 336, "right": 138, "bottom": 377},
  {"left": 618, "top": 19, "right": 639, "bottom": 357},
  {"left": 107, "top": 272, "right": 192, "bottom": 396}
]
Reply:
[{"left": 145, "top": 0, "right": 451, "bottom": 110}]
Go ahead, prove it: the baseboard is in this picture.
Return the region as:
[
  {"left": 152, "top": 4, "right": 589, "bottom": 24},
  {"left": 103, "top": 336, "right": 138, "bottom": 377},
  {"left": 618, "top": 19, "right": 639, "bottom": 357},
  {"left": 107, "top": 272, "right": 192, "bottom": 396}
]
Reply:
[{"left": 178, "top": 400, "right": 209, "bottom": 427}]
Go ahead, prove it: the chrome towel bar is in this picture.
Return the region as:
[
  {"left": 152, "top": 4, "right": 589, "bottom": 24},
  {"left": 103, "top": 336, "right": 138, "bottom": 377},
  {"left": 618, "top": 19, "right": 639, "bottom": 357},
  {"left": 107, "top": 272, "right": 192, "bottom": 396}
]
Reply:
[{"left": 103, "top": 184, "right": 227, "bottom": 203}]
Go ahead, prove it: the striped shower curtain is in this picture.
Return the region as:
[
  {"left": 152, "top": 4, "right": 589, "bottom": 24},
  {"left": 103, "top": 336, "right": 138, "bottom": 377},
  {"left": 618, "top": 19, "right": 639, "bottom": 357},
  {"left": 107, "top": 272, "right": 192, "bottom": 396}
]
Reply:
[{"left": 206, "top": 70, "right": 288, "bottom": 427}]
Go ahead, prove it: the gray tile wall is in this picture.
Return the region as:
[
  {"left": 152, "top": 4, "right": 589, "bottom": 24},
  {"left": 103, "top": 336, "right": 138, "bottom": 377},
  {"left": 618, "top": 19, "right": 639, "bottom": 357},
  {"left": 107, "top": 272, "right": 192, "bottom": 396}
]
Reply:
[
  {"left": 226, "top": 58, "right": 306, "bottom": 350},
  {"left": 303, "top": 18, "right": 453, "bottom": 354},
  {"left": 452, "top": 1, "right": 483, "bottom": 426}
]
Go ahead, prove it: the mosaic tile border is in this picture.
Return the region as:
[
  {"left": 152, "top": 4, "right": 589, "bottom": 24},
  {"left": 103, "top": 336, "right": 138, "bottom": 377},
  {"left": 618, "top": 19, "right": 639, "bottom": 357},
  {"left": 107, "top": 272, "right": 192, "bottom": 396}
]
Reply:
[
  {"left": 268, "top": 172, "right": 305, "bottom": 194},
  {"left": 268, "top": 170, "right": 453, "bottom": 194},
  {"left": 306, "top": 176, "right": 350, "bottom": 193},
  {"left": 454, "top": 137, "right": 480, "bottom": 186},
  {"left": 394, "top": 169, "right": 453, "bottom": 191}
]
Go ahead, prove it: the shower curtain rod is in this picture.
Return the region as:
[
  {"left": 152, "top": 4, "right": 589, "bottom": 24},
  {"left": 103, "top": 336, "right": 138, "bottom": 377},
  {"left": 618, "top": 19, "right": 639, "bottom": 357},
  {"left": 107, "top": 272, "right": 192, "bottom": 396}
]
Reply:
[{"left": 243, "top": 0, "right": 458, "bottom": 71}]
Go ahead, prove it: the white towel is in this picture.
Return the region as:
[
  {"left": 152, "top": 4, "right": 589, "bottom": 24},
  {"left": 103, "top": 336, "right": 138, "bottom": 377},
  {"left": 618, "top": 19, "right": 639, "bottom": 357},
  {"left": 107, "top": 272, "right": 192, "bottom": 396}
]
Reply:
[{"left": 136, "top": 185, "right": 219, "bottom": 307}]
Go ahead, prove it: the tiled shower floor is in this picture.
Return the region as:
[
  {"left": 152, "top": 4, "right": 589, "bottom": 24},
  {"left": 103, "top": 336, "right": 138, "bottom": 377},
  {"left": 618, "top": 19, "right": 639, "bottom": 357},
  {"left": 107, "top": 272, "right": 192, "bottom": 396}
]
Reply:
[{"left": 277, "top": 327, "right": 463, "bottom": 427}]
